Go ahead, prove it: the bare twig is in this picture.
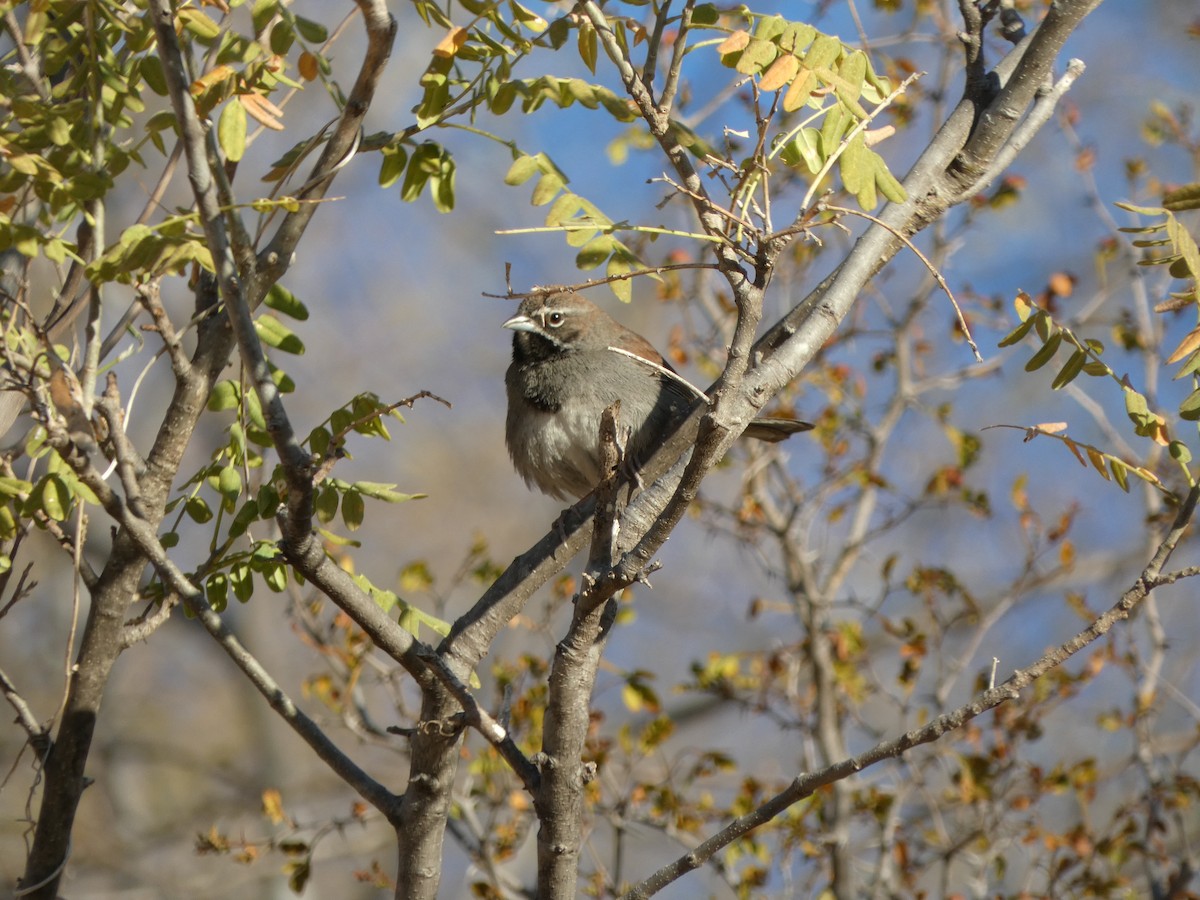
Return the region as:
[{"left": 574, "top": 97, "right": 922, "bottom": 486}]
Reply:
[
  {"left": 623, "top": 486, "right": 1199, "bottom": 898},
  {"left": 819, "top": 202, "right": 982, "bottom": 362}
]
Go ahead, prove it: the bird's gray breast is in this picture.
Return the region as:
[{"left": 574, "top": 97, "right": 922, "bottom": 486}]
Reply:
[{"left": 505, "top": 351, "right": 688, "bottom": 499}]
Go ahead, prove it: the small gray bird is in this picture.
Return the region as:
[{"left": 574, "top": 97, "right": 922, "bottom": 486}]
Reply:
[{"left": 503, "top": 290, "right": 810, "bottom": 500}]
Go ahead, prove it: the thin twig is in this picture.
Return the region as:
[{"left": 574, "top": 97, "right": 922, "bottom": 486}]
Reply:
[
  {"left": 482, "top": 262, "right": 721, "bottom": 301},
  {"left": 819, "top": 203, "right": 982, "bottom": 362},
  {"left": 605, "top": 347, "right": 709, "bottom": 401},
  {"left": 623, "top": 485, "right": 1200, "bottom": 898}
]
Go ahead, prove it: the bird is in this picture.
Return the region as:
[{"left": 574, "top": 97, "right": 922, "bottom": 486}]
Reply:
[{"left": 503, "top": 290, "right": 811, "bottom": 500}]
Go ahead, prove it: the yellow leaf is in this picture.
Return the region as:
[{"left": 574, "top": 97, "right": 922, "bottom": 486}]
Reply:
[
  {"left": 621, "top": 683, "right": 644, "bottom": 712},
  {"left": 262, "top": 788, "right": 286, "bottom": 825},
  {"left": 1014, "top": 289, "right": 1034, "bottom": 321},
  {"left": 1166, "top": 324, "right": 1200, "bottom": 365},
  {"left": 432, "top": 26, "right": 468, "bottom": 58}
]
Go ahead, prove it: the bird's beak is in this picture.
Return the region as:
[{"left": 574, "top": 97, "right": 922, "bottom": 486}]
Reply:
[{"left": 502, "top": 314, "right": 537, "bottom": 333}]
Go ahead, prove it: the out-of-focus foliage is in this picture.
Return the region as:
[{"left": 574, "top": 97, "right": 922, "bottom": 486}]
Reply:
[{"left": 3, "top": 1, "right": 1200, "bottom": 898}]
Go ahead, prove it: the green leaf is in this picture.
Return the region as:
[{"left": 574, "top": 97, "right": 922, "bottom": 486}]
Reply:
[
  {"left": 780, "top": 128, "right": 822, "bottom": 174},
  {"left": 261, "top": 558, "right": 288, "bottom": 592},
  {"left": 0, "top": 476, "right": 33, "bottom": 498},
  {"left": 140, "top": 55, "right": 168, "bottom": 95},
  {"left": 754, "top": 15, "right": 786, "bottom": 43},
  {"left": 607, "top": 255, "right": 633, "bottom": 302},
  {"left": 47, "top": 117, "right": 72, "bottom": 146},
  {"left": 490, "top": 80, "right": 518, "bottom": 115},
  {"left": 735, "top": 38, "right": 778, "bottom": 75},
  {"left": 505, "top": 153, "right": 541, "bottom": 186},
  {"left": 1123, "top": 386, "right": 1150, "bottom": 421},
  {"left": 546, "top": 15, "right": 571, "bottom": 49},
  {"left": 1163, "top": 183, "right": 1200, "bottom": 212},
  {"left": 378, "top": 144, "right": 408, "bottom": 189},
  {"left": 1109, "top": 458, "right": 1130, "bottom": 492},
  {"left": 1051, "top": 349, "right": 1087, "bottom": 389},
  {"left": 342, "top": 490, "right": 365, "bottom": 530},
  {"left": 178, "top": 7, "right": 221, "bottom": 40},
  {"left": 257, "top": 484, "right": 281, "bottom": 518},
  {"left": 803, "top": 33, "right": 842, "bottom": 71},
  {"left": 314, "top": 485, "right": 338, "bottom": 524},
  {"left": 1173, "top": 349, "right": 1200, "bottom": 381},
  {"left": 228, "top": 499, "right": 260, "bottom": 538},
  {"left": 997, "top": 316, "right": 1036, "bottom": 347},
  {"left": 1115, "top": 200, "right": 1166, "bottom": 217},
  {"left": 1169, "top": 440, "right": 1192, "bottom": 463},
  {"left": 576, "top": 236, "right": 613, "bottom": 270},
  {"left": 218, "top": 100, "right": 247, "bottom": 162},
  {"left": 293, "top": 15, "right": 329, "bottom": 43},
  {"left": 874, "top": 157, "right": 906, "bottom": 204},
  {"left": 186, "top": 496, "right": 214, "bottom": 523},
  {"left": 401, "top": 143, "right": 435, "bottom": 201},
  {"left": 1167, "top": 214, "right": 1200, "bottom": 280},
  {"left": 835, "top": 50, "right": 867, "bottom": 107},
  {"left": 207, "top": 572, "right": 229, "bottom": 612},
  {"left": 545, "top": 192, "right": 583, "bottom": 227},
  {"left": 577, "top": 21, "right": 598, "bottom": 72},
  {"left": 40, "top": 474, "right": 68, "bottom": 521},
  {"left": 209, "top": 380, "right": 241, "bottom": 411},
  {"left": 820, "top": 103, "right": 850, "bottom": 157},
  {"left": 269, "top": 20, "right": 295, "bottom": 56},
  {"left": 691, "top": 4, "right": 719, "bottom": 26},
  {"left": 1179, "top": 388, "right": 1200, "bottom": 421},
  {"left": 252, "top": 0, "right": 281, "bottom": 34},
  {"left": 231, "top": 561, "right": 254, "bottom": 602},
  {"left": 218, "top": 465, "right": 243, "bottom": 502},
  {"left": 264, "top": 284, "right": 309, "bottom": 321},
  {"left": 255, "top": 315, "right": 305, "bottom": 354},
  {"left": 25, "top": 426, "right": 48, "bottom": 459},
  {"left": 778, "top": 21, "right": 816, "bottom": 54},
  {"left": 1024, "top": 331, "right": 1063, "bottom": 371},
  {"left": 531, "top": 171, "right": 565, "bottom": 205},
  {"left": 352, "top": 481, "right": 426, "bottom": 503},
  {"left": 839, "top": 133, "right": 867, "bottom": 195}
]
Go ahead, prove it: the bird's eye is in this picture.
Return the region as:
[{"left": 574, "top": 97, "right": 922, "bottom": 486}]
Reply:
[{"left": 546, "top": 312, "right": 565, "bottom": 327}]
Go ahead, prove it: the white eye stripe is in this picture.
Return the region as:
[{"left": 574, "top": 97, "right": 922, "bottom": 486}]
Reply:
[{"left": 540, "top": 306, "right": 584, "bottom": 327}]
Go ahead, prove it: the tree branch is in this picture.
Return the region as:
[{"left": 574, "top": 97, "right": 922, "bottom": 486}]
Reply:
[{"left": 623, "top": 485, "right": 1199, "bottom": 898}]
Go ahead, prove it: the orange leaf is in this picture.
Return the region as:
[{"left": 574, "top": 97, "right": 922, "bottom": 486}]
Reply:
[
  {"left": 782, "top": 66, "right": 818, "bottom": 111},
  {"left": 240, "top": 92, "right": 284, "bottom": 130},
  {"left": 759, "top": 53, "right": 799, "bottom": 92},
  {"left": 1047, "top": 271, "right": 1075, "bottom": 297},
  {"left": 190, "top": 63, "right": 235, "bottom": 96},
  {"left": 716, "top": 30, "right": 750, "bottom": 55},
  {"left": 298, "top": 51, "right": 319, "bottom": 82}
]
